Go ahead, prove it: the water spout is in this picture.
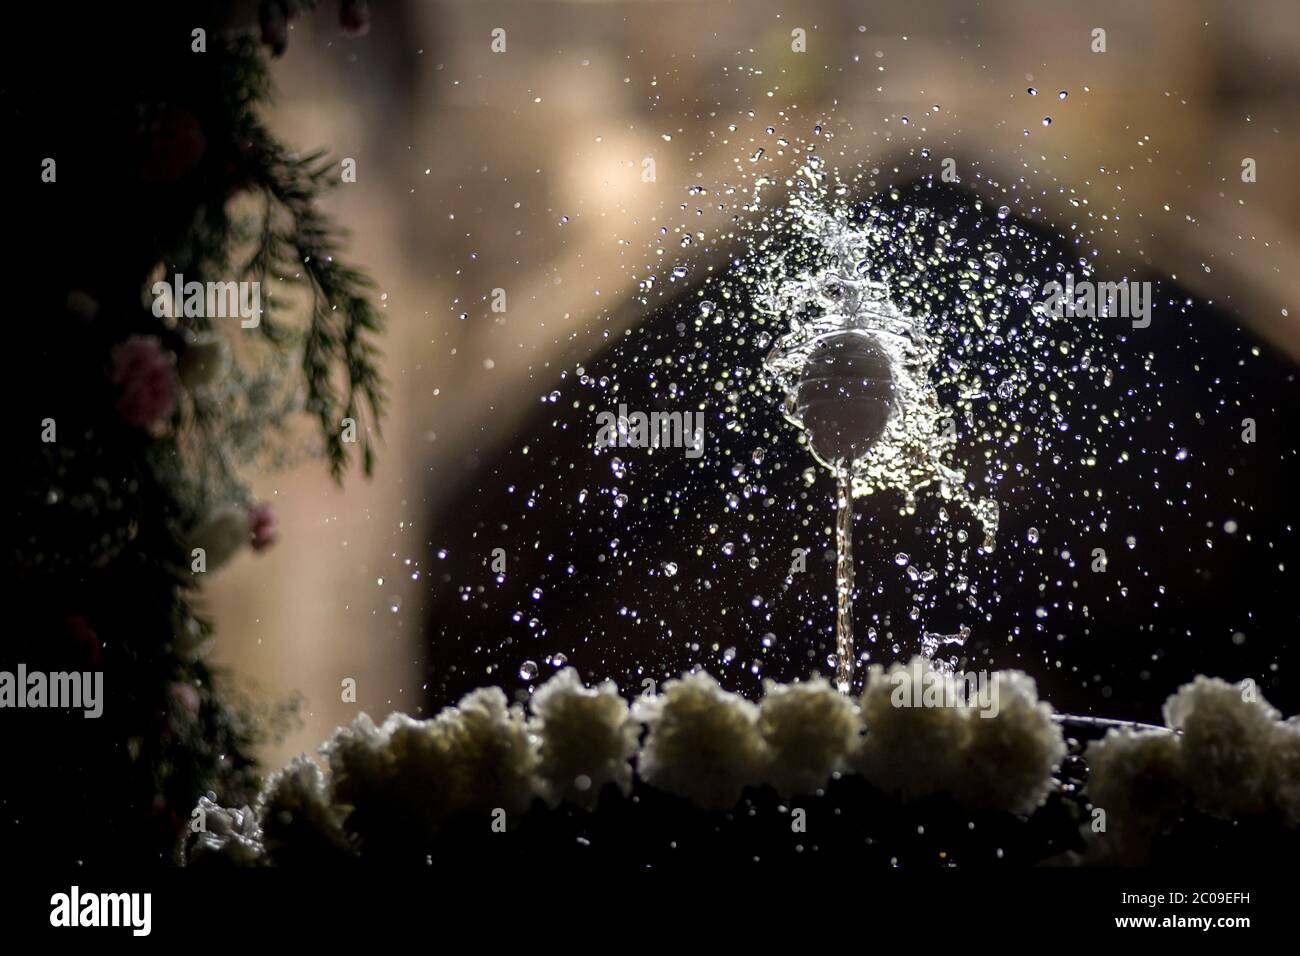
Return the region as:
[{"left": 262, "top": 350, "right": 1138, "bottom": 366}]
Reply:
[{"left": 834, "top": 465, "right": 856, "bottom": 692}]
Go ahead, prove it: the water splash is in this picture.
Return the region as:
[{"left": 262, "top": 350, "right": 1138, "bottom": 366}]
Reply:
[
  {"left": 756, "top": 184, "right": 1017, "bottom": 685},
  {"left": 760, "top": 202, "right": 1000, "bottom": 553}
]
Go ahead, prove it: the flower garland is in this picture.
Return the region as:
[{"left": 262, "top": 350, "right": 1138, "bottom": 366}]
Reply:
[
  {"left": 188, "top": 658, "right": 1300, "bottom": 868},
  {"left": 186, "top": 662, "right": 1300, "bottom": 867}
]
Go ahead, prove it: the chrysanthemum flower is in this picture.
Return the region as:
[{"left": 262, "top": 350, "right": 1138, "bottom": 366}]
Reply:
[
  {"left": 633, "top": 671, "right": 766, "bottom": 810},
  {"left": 758, "top": 677, "right": 861, "bottom": 797},
  {"left": 956, "top": 670, "right": 1066, "bottom": 815},
  {"left": 1163, "top": 676, "right": 1279, "bottom": 817},
  {"left": 853, "top": 658, "right": 971, "bottom": 801},
  {"left": 529, "top": 668, "right": 638, "bottom": 810},
  {"left": 257, "top": 756, "right": 351, "bottom": 864}
]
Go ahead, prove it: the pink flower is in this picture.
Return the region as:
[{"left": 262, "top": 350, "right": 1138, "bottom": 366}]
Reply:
[
  {"left": 169, "top": 681, "right": 202, "bottom": 717},
  {"left": 340, "top": 0, "right": 370, "bottom": 37},
  {"left": 249, "top": 503, "right": 278, "bottom": 552},
  {"left": 110, "top": 335, "right": 178, "bottom": 433}
]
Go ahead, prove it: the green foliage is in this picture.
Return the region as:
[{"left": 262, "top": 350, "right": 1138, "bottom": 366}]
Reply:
[
  {"left": 170, "top": 33, "right": 385, "bottom": 485},
  {"left": 6, "top": 7, "right": 384, "bottom": 866}
]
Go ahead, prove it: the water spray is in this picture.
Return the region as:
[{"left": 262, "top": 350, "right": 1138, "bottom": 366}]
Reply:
[{"left": 761, "top": 206, "right": 1000, "bottom": 692}]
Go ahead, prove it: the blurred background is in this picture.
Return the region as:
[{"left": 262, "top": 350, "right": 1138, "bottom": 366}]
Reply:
[{"left": 205, "top": 0, "right": 1300, "bottom": 767}]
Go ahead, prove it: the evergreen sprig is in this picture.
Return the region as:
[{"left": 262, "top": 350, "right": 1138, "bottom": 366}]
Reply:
[
  {"left": 248, "top": 136, "right": 386, "bottom": 479},
  {"left": 5, "top": 4, "right": 386, "bottom": 866}
]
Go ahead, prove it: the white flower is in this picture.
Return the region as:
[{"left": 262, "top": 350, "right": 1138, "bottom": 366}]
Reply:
[
  {"left": 529, "top": 668, "right": 638, "bottom": 810},
  {"left": 1082, "top": 681, "right": 1300, "bottom": 861},
  {"left": 634, "top": 671, "right": 766, "bottom": 810},
  {"left": 321, "top": 711, "right": 461, "bottom": 850},
  {"left": 380, "top": 711, "right": 463, "bottom": 825},
  {"left": 320, "top": 712, "right": 391, "bottom": 816},
  {"left": 446, "top": 686, "right": 539, "bottom": 818},
  {"left": 1084, "top": 728, "right": 1186, "bottom": 863},
  {"left": 758, "top": 677, "right": 861, "bottom": 797},
  {"left": 186, "top": 797, "right": 264, "bottom": 866},
  {"left": 1163, "top": 676, "right": 1279, "bottom": 817},
  {"left": 257, "top": 755, "right": 351, "bottom": 862},
  {"left": 851, "top": 660, "right": 1064, "bottom": 815},
  {"left": 322, "top": 689, "right": 539, "bottom": 852},
  {"left": 956, "top": 669, "right": 1066, "bottom": 815},
  {"left": 853, "top": 658, "right": 970, "bottom": 801},
  {"left": 1267, "top": 718, "right": 1300, "bottom": 828}
]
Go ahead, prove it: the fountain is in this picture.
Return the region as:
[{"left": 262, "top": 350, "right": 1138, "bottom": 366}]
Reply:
[
  {"left": 774, "top": 318, "right": 897, "bottom": 692},
  {"left": 762, "top": 223, "right": 999, "bottom": 691}
]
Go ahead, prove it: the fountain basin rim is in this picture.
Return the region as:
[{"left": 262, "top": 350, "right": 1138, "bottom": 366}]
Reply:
[{"left": 1052, "top": 713, "right": 1174, "bottom": 735}]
